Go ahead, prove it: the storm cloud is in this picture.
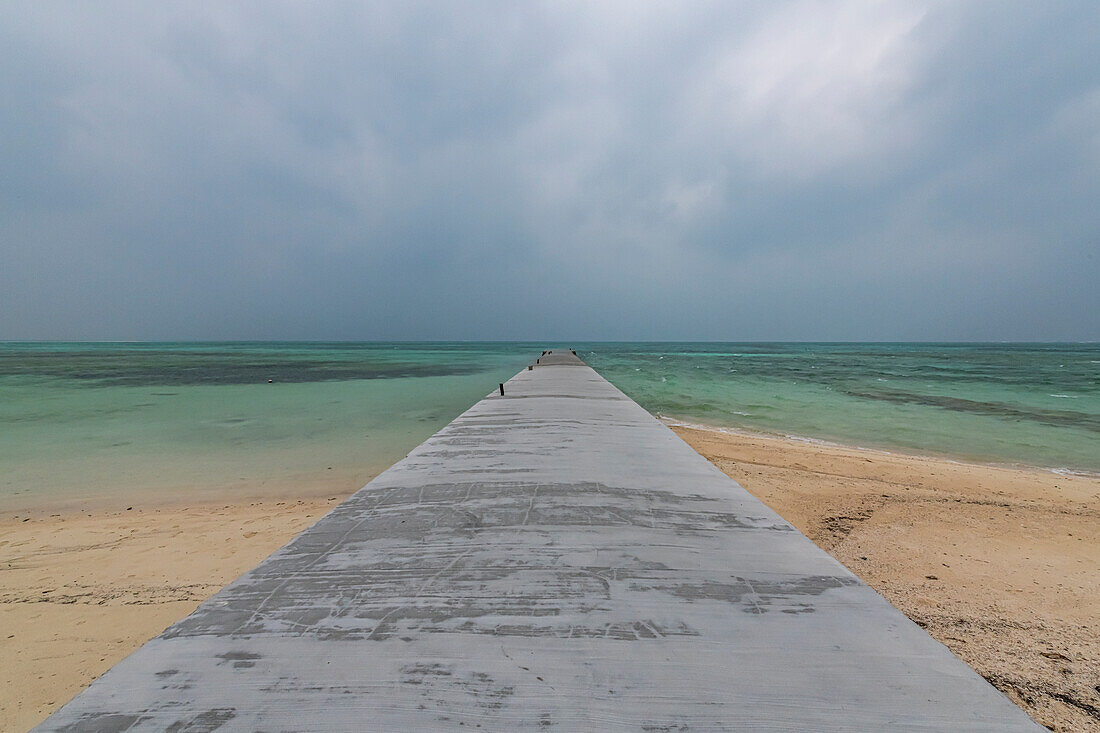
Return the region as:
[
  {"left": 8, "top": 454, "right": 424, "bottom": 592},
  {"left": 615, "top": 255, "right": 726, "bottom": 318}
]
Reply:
[{"left": 2, "top": 1, "right": 1097, "bottom": 340}]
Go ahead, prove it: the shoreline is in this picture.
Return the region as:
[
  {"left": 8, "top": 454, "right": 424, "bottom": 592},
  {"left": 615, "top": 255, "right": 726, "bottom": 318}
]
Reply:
[
  {"left": 2, "top": 425, "right": 1097, "bottom": 731},
  {"left": 657, "top": 414, "right": 1100, "bottom": 479},
  {"left": 1, "top": 467, "right": 377, "bottom": 518}
]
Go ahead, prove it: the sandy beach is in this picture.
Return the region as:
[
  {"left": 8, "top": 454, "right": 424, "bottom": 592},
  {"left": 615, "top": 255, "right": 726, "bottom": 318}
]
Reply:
[
  {"left": 1, "top": 497, "right": 347, "bottom": 732},
  {"left": 672, "top": 425, "right": 1100, "bottom": 732},
  {"left": 3, "top": 428, "right": 1097, "bottom": 731}
]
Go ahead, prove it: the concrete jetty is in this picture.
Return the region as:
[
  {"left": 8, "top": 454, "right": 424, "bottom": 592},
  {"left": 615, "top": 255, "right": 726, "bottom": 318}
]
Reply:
[{"left": 38, "top": 350, "right": 1040, "bottom": 731}]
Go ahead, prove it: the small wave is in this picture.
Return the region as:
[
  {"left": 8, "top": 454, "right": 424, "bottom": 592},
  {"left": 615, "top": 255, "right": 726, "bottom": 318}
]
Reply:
[
  {"left": 782, "top": 433, "right": 842, "bottom": 447},
  {"left": 1049, "top": 394, "right": 1077, "bottom": 399},
  {"left": 1052, "top": 467, "right": 1100, "bottom": 478}
]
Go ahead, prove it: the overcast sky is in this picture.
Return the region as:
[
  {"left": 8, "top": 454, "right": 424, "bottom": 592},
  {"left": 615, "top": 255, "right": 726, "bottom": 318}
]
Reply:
[{"left": 2, "top": 2, "right": 1097, "bottom": 341}]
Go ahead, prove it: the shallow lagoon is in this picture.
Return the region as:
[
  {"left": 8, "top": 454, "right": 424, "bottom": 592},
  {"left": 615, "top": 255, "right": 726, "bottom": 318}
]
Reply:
[
  {"left": 584, "top": 343, "right": 1099, "bottom": 473},
  {"left": 1, "top": 342, "right": 1096, "bottom": 507}
]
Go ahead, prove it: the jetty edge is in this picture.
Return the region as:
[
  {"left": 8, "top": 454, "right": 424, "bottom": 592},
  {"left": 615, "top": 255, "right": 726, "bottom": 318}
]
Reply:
[{"left": 36, "top": 349, "right": 1040, "bottom": 731}]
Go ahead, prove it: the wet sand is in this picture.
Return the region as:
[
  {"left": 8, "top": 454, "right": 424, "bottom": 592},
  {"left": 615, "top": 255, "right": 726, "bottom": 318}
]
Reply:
[{"left": 2, "top": 429, "right": 1098, "bottom": 731}]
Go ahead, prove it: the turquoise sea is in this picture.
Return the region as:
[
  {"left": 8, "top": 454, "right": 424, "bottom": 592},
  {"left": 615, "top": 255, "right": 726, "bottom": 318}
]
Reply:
[{"left": 1, "top": 342, "right": 1096, "bottom": 509}]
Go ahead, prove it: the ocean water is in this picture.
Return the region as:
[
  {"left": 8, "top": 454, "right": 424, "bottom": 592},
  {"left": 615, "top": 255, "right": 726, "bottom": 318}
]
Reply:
[
  {"left": 0, "top": 343, "right": 534, "bottom": 509},
  {"left": 582, "top": 343, "right": 1099, "bottom": 474},
  {"left": 1, "top": 342, "right": 1096, "bottom": 509}
]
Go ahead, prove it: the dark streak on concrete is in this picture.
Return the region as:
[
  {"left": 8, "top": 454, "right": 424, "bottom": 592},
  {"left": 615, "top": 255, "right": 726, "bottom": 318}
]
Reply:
[
  {"left": 55, "top": 715, "right": 152, "bottom": 733},
  {"left": 164, "top": 709, "right": 235, "bottom": 733}
]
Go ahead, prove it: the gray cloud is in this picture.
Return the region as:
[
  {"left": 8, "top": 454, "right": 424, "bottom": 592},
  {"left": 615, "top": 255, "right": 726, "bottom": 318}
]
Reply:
[{"left": 2, "top": 1, "right": 1097, "bottom": 340}]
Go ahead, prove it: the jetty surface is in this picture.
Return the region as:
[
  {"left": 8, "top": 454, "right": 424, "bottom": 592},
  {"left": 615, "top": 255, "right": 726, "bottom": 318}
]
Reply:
[{"left": 38, "top": 350, "right": 1040, "bottom": 731}]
